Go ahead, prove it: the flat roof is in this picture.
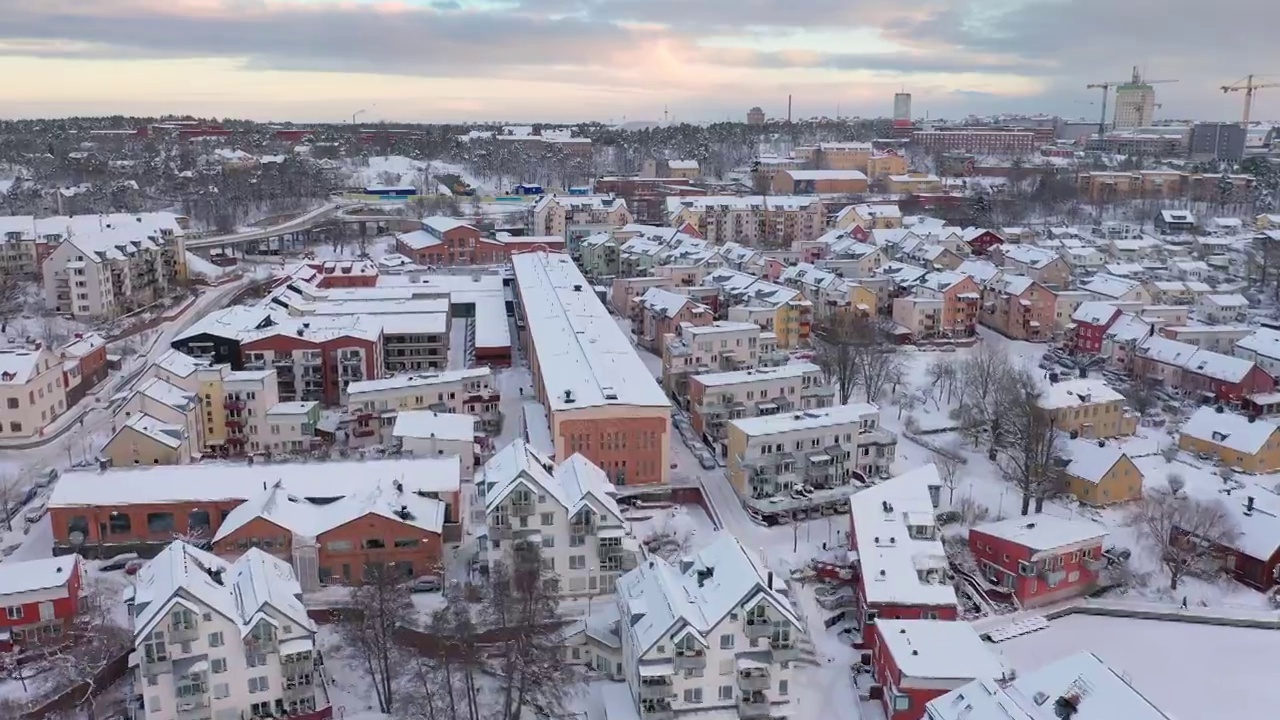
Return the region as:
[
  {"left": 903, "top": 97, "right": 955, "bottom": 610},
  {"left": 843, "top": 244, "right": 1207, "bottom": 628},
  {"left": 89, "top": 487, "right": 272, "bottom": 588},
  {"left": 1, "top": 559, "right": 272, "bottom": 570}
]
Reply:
[
  {"left": 692, "top": 362, "right": 819, "bottom": 388},
  {"left": 392, "top": 410, "right": 476, "bottom": 442},
  {"left": 346, "top": 367, "right": 492, "bottom": 397},
  {"left": 973, "top": 515, "right": 1108, "bottom": 555},
  {"left": 730, "top": 403, "right": 879, "bottom": 437},
  {"left": 876, "top": 620, "right": 1004, "bottom": 681},
  {"left": 512, "top": 252, "right": 669, "bottom": 412}
]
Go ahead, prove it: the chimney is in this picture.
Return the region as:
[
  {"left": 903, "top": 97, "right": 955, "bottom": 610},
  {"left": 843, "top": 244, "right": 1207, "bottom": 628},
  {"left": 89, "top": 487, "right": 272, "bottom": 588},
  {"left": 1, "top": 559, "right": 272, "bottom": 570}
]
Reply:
[
  {"left": 1246, "top": 496, "right": 1255, "bottom": 514},
  {"left": 766, "top": 571, "right": 773, "bottom": 589}
]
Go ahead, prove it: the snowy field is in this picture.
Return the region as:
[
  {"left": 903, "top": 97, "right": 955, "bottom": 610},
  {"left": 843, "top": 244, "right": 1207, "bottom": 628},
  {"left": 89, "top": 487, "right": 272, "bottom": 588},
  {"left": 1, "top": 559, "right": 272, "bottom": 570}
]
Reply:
[
  {"left": 342, "top": 156, "right": 497, "bottom": 196},
  {"left": 997, "top": 615, "right": 1280, "bottom": 720}
]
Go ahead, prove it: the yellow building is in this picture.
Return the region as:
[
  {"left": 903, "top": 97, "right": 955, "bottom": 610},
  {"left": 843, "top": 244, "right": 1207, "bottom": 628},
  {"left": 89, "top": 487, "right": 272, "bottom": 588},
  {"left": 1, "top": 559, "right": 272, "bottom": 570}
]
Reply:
[
  {"left": 1256, "top": 213, "right": 1280, "bottom": 229},
  {"left": 1060, "top": 439, "right": 1143, "bottom": 506},
  {"left": 1179, "top": 406, "right": 1280, "bottom": 473},
  {"left": 835, "top": 203, "right": 903, "bottom": 230},
  {"left": 884, "top": 173, "right": 943, "bottom": 194},
  {"left": 1037, "top": 379, "right": 1138, "bottom": 439},
  {"left": 101, "top": 413, "right": 191, "bottom": 466},
  {"left": 867, "top": 152, "right": 908, "bottom": 180}
]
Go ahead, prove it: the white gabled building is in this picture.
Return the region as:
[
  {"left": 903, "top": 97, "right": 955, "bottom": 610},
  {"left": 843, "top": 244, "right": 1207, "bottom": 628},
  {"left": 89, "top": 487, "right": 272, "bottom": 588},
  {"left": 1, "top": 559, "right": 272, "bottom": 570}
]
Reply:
[
  {"left": 615, "top": 531, "right": 803, "bottom": 720},
  {"left": 478, "top": 440, "right": 636, "bottom": 596},
  {"left": 127, "top": 542, "right": 330, "bottom": 720}
]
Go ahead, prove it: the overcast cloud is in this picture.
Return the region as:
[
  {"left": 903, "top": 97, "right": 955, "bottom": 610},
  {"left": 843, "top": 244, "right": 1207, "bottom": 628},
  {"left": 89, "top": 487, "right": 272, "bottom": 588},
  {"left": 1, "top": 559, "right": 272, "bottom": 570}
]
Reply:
[{"left": 0, "top": 0, "right": 1273, "bottom": 122}]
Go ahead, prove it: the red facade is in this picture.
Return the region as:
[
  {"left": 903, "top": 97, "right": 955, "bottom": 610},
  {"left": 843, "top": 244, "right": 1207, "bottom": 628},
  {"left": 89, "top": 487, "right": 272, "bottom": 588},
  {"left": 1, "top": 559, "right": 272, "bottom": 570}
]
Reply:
[
  {"left": 60, "top": 333, "right": 110, "bottom": 407},
  {"left": 0, "top": 557, "right": 83, "bottom": 653},
  {"left": 964, "top": 230, "right": 1004, "bottom": 256},
  {"left": 242, "top": 333, "right": 382, "bottom": 406},
  {"left": 1182, "top": 364, "right": 1276, "bottom": 403},
  {"left": 1072, "top": 309, "right": 1122, "bottom": 355},
  {"left": 968, "top": 530, "right": 1105, "bottom": 608},
  {"left": 869, "top": 626, "right": 950, "bottom": 720}
]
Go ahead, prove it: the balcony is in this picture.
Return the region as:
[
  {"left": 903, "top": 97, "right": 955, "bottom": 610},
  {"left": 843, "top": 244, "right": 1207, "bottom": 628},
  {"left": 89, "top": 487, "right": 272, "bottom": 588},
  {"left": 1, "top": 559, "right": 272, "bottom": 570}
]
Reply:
[
  {"left": 169, "top": 624, "right": 199, "bottom": 644},
  {"left": 639, "top": 700, "right": 674, "bottom": 720},
  {"left": 673, "top": 649, "right": 706, "bottom": 670},
  {"left": 510, "top": 502, "right": 535, "bottom": 518},
  {"left": 738, "top": 692, "right": 772, "bottom": 719},
  {"left": 223, "top": 399, "right": 245, "bottom": 411},
  {"left": 174, "top": 697, "right": 210, "bottom": 720},
  {"left": 639, "top": 679, "right": 673, "bottom": 700},
  {"left": 142, "top": 658, "right": 172, "bottom": 677},
  {"left": 769, "top": 639, "right": 798, "bottom": 663},
  {"left": 744, "top": 617, "right": 773, "bottom": 639},
  {"left": 737, "top": 669, "right": 771, "bottom": 692}
]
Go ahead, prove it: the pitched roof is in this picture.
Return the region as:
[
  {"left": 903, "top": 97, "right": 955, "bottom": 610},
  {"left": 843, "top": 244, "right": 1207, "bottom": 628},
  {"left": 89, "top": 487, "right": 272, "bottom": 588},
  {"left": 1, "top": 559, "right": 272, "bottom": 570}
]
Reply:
[
  {"left": 1180, "top": 406, "right": 1279, "bottom": 456},
  {"left": 481, "top": 439, "right": 623, "bottom": 523},
  {"left": 1060, "top": 438, "right": 1129, "bottom": 485},
  {"left": 849, "top": 465, "right": 955, "bottom": 607}
]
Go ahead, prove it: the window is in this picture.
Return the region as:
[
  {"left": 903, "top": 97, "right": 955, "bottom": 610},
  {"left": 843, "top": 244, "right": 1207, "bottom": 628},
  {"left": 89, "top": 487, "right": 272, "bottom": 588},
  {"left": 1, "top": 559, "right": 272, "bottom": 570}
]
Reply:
[
  {"left": 719, "top": 685, "right": 733, "bottom": 700},
  {"left": 4, "top": 399, "right": 15, "bottom": 409},
  {"left": 1068, "top": 571, "right": 1080, "bottom": 583},
  {"left": 213, "top": 683, "right": 230, "bottom": 699},
  {"left": 8, "top": 422, "right": 20, "bottom": 433},
  {"left": 541, "top": 536, "right": 555, "bottom": 549},
  {"left": 246, "top": 652, "right": 268, "bottom": 668},
  {"left": 248, "top": 676, "right": 270, "bottom": 693},
  {"left": 893, "top": 694, "right": 910, "bottom": 711},
  {"left": 779, "top": 679, "right": 789, "bottom": 696},
  {"left": 327, "top": 540, "right": 354, "bottom": 552},
  {"left": 569, "top": 555, "right": 585, "bottom": 570},
  {"left": 719, "top": 634, "right": 734, "bottom": 649},
  {"left": 5, "top": 606, "right": 21, "bottom": 620},
  {"left": 362, "top": 538, "right": 386, "bottom": 549},
  {"left": 145, "top": 512, "right": 175, "bottom": 534},
  {"left": 393, "top": 538, "right": 421, "bottom": 548},
  {"left": 211, "top": 658, "right": 227, "bottom": 674},
  {"left": 540, "top": 512, "right": 555, "bottom": 526},
  {"left": 208, "top": 632, "right": 224, "bottom": 648},
  {"left": 683, "top": 688, "right": 703, "bottom": 703}
]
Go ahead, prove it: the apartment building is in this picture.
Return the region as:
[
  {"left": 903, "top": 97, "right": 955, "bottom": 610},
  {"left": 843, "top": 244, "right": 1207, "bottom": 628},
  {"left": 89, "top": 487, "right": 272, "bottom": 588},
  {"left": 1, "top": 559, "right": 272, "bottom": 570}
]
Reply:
[
  {"left": 127, "top": 542, "right": 332, "bottom": 720},
  {"left": 0, "top": 343, "right": 68, "bottom": 440},
  {"left": 615, "top": 532, "right": 803, "bottom": 720},
  {"left": 980, "top": 275, "right": 1055, "bottom": 342},
  {"left": 392, "top": 410, "right": 477, "bottom": 479},
  {"left": 884, "top": 174, "right": 943, "bottom": 193},
  {"left": 870, "top": 621, "right": 1004, "bottom": 720},
  {"left": 50, "top": 455, "right": 460, "bottom": 562},
  {"left": 119, "top": 377, "right": 204, "bottom": 449},
  {"left": 1076, "top": 169, "right": 1254, "bottom": 202},
  {"left": 772, "top": 170, "right": 869, "bottom": 194},
  {"left": 661, "top": 321, "right": 771, "bottom": 401},
  {"left": 1037, "top": 379, "right": 1137, "bottom": 439},
  {"left": 992, "top": 244, "right": 1072, "bottom": 288},
  {"left": 969, "top": 516, "right": 1108, "bottom": 608},
  {"left": 0, "top": 556, "right": 85, "bottom": 654},
  {"left": 847, "top": 466, "right": 956, "bottom": 652},
  {"left": 610, "top": 277, "right": 673, "bottom": 317},
  {"left": 106, "top": 378, "right": 201, "bottom": 466},
  {"left": 512, "top": 252, "right": 671, "bottom": 486},
  {"left": 527, "top": 194, "right": 634, "bottom": 241},
  {"left": 0, "top": 219, "right": 49, "bottom": 279},
  {"left": 905, "top": 272, "right": 982, "bottom": 338},
  {"left": 479, "top": 440, "right": 634, "bottom": 595},
  {"left": 666, "top": 196, "right": 827, "bottom": 246},
  {"left": 689, "top": 363, "right": 834, "bottom": 455},
  {"left": 892, "top": 295, "right": 946, "bottom": 341},
  {"left": 263, "top": 401, "right": 321, "bottom": 455},
  {"left": 41, "top": 212, "right": 186, "bottom": 320},
  {"left": 214, "top": 369, "right": 281, "bottom": 456},
  {"left": 59, "top": 332, "right": 109, "bottom": 407},
  {"left": 346, "top": 367, "right": 501, "bottom": 442},
  {"left": 634, "top": 287, "right": 714, "bottom": 354},
  {"left": 382, "top": 313, "right": 449, "bottom": 373},
  {"left": 727, "top": 404, "right": 898, "bottom": 503}
]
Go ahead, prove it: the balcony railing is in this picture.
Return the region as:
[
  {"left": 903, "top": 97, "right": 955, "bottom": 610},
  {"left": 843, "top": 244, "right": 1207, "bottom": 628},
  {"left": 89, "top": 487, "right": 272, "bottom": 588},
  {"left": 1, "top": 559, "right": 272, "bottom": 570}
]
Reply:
[
  {"left": 638, "top": 680, "right": 673, "bottom": 700},
  {"left": 744, "top": 618, "right": 772, "bottom": 639},
  {"left": 224, "top": 399, "right": 245, "bottom": 411},
  {"left": 510, "top": 502, "right": 535, "bottom": 517},
  {"left": 738, "top": 693, "right": 772, "bottom": 719},
  {"left": 169, "top": 624, "right": 199, "bottom": 644},
  {"left": 737, "top": 670, "right": 770, "bottom": 692},
  {"left": 673, "top": 650, "right": 706, "bottom": 670},
  {"left": 174, "top": 698, "right": 210, "bottom": 720},
  {"left": 769, "top": 639, "right": 798, "bottom": 663}
]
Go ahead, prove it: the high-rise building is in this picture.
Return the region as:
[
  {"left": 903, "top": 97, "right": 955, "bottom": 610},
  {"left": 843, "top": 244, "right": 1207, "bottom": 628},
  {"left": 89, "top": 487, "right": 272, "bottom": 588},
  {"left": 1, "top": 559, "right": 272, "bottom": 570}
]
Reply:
[
  {"left": 1114, "top": 68, "right": 1156, "bottom": 128},
  {"left": 1189, "top": 122, "right": 1247, "bottom": 161},
  {"left": 893, "top": 92, "right": 912, "bottom": 127},
  {"left": 747, "top": 106, "right": 765, "bottom": 125}
]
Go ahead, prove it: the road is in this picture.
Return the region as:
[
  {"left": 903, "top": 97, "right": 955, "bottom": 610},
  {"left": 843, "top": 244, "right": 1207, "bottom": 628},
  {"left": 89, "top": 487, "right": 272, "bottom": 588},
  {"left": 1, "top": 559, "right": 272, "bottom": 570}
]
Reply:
[{"left": 186, "top": 202, "right": 344, "bottom": 249}]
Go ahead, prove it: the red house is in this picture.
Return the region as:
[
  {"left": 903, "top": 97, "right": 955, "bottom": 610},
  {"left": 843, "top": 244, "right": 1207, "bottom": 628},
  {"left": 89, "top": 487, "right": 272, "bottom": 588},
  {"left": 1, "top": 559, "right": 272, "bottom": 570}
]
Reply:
[
  {"left": 961, "top": 228, "right": 1004, "bottom": 256},
  {"left": 397, "top": 217, "right": 484, "bottom": 267},
  {"left": 300, "top": 260, "right": 379, "bottom": 288},
  {"left": 1180, "top": 352, "right": 1275, "bottom": 403},
  {"left": 1189, "top": 493, "right": 1280, "bottom": 591},
  {"left": 475, "top": 234, "right": 566, "bottom": 264},
  {"left": 848, "top": 466, "right": 957, "bottom": 660},
  {"left": 969, "top": 516, "right": 1107, "bottom": 609},
  {"left": 870, "top": 620, "right": 1006, "bottom": 720},
  {"left": 59, "top": 332, "right": 109, "bottom": 407},
  {"left": 0, "top": 556, "right": 84, "bottom": 652},
  {"left": 1070, "top": 302, "right": 1122, "bottom": 355}
]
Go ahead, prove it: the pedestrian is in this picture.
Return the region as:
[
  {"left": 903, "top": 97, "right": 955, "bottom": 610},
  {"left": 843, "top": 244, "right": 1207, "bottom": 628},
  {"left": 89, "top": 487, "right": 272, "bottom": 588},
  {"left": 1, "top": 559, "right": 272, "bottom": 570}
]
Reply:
[{"left": 1180, "top": 596, "right": 1188, "bottom": 609}]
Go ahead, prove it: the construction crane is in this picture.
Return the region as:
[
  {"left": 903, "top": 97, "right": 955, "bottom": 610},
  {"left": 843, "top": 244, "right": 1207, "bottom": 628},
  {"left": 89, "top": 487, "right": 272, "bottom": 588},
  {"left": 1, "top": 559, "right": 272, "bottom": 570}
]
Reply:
[
  {"left": 1221, "top": 74, "right": 1280, "bottom": 126},
  {"left": 1086, "top": 67, "right": 1178, "bottom": 140}
]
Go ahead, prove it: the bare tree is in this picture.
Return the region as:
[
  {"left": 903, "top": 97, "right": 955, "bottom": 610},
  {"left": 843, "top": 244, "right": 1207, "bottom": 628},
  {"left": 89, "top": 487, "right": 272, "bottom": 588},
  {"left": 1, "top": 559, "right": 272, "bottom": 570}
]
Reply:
[
  {"left": 1160, "top": 445, "right": 1178, "bottom": 464},
  {"left": 339, "top": 566, "right": 414, "bottom": 714},
  {"left": 995, "top": 368, "right": 1065, "bottom": 515},
  {"left": 957, "top": 344, "right": 1013, "bottom": 446},
  {"left": 812, "top": 313, "right": 864, "bottom": 404},
  {"left": 30, "top": 580, "right": 132, "bottom": 714},
  {"left": 1166, "top": 472, "right": 1186, "bottom": 496},
  {"left": 933, "top": 446, "right": 964, "bottom": 505},
  {"left": 925, "top": 355, "right": 960, "bottom": 407},
  {"left": 400, "top": 584, "right": 484, "bottom": 720},
  {"left": 0, "top": 273, "right": 21, "bottom": 334},
  {"left": 853, "top": 342, "right": 907, "bottom": 405},
  {"left": 0, "top": 473, "right": 25, "bottom": 532},
  {"left": 483, "top": 544, "right": 580, "bottom": 720},
  {"left": 1122, "top": 377, "right": 1160, "bottom": 417},
  {"left": 1127, "top": 487, "right": 1239, "bottom": 590}
]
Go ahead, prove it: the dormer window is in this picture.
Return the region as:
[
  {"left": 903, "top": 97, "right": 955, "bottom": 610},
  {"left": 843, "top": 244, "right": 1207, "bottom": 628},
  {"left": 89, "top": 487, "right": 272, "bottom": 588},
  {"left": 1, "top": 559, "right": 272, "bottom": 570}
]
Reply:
[{"left": 907, "top": 524, "right": 936, "bottom": 540}]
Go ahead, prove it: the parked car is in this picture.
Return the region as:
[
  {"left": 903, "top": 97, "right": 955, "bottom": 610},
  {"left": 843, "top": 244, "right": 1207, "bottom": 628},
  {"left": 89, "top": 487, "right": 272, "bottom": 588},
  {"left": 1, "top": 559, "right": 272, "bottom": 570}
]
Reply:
[
  {"left": 100, "top": 554, "right": 140, "bottom": 572},
  {"left": 696, "top": 451, "right": 717, "bottom": 470},
  {"left": 410, "top": 575, "right": 443, "bottom": 593}
]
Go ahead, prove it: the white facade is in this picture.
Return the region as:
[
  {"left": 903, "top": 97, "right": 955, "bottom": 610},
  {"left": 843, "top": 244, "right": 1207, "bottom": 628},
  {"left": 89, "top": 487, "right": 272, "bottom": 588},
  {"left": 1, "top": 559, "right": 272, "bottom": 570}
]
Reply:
[
  {"left": 478, "top": 440, "right": 635, "bottom": 596},
  {"left": 129, "top": 542, "right": 327, "bottom": 720},
  {"left": 345, "top": 367, "right": 500, "bottom": 438},
  {"left": 0, "top": 344, "right": 68, "bottom": 439},
  {"left": 615, "top": 532, "right": 803, "bottom": 720},
  {"left": 392, "top": 409, "right": 477, "bottom": 478}
]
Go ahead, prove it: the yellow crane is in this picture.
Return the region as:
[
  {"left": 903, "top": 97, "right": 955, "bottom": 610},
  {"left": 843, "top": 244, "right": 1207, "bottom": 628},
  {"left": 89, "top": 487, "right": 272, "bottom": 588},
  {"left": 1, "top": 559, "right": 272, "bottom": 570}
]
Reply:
[
  {"left": 1086, "top": 67, "right": 1177, "bottom": 140},
  {"left": 1221, "top": 74, "right": 1280, "bottom": 126}
]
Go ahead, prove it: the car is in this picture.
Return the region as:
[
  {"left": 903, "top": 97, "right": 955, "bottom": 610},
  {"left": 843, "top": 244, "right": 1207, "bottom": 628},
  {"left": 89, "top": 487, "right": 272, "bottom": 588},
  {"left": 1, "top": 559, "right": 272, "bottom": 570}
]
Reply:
[
  {"left": 410, "top": 575, "right": 443, "bottom": 593},
  {"left": 798, "top": 485, "right": 815, "bottom": 498},
  {"left": 1057, "top": 358, "right": 1075, "bottom": 369},
  {"left": 1041, "top": 352, "right": 1056, "bottom": 362},
  {"left": 1197, "top": 451, "right": 1212, "bottom": 461},
  {"left": 940, "top": 345, "right": 957, "bottom": 353},
  {"left": 100, "top": 553, "right": 140, "bottom": 572},
  {"left": 789, "top": 487, "right": 807, "bottom": 500},
  {"left": 697, "top": 452, "right": 718, "bottom": 470}
]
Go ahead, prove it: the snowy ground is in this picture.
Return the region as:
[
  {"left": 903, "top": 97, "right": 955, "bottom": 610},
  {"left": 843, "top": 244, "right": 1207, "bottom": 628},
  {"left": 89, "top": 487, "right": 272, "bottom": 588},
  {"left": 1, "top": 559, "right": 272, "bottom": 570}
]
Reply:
[
  {"left": 342, "top": 156, "right": 497, "bottom": 196},
  {"left": 997, "top": 615, "right": 1280, "bottom": 720}
]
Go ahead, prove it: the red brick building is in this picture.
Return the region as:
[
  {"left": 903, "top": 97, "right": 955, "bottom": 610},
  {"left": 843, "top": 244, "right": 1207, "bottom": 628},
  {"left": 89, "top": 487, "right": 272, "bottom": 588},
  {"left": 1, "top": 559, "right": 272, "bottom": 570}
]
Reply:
[
  {"left": 59, "top": 332, "right": 109, "bottom": 407},
  {"left": 961, "top": 228, "right": 1004, "bottom": 256},
  {"left": 969, "top": 516, "right": 1107, "bottom": 608},
  {"left": 870, "top": 620, "right": 1005, "bottom": 720},
  {"left": 848, "top": 466, "right": 957, "bottom": 658},
  {"left": 241, "top": 323, "right": 382, "bottom": 407},
  {"left": 0, "top": 556, "right": 84, "bottom": 653},
  {"left": 594, "top": 177, "right": 706, "bottom": 224},
  {"left": 1180, "top": 354, "right": 1276, "bottom": 403},
  {"left": 1070, "top": 302, "right": 1122, "bottom": 355},
  {"left": 397, "top": 219, "right": 565, "bottom": 267}
]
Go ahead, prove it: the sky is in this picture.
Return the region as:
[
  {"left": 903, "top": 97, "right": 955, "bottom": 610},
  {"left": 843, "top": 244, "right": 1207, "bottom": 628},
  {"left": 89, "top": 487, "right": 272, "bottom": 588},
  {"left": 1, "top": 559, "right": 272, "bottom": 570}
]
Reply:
[{"left": 1, "top": 0, "right": 1275, "bottom": 124}]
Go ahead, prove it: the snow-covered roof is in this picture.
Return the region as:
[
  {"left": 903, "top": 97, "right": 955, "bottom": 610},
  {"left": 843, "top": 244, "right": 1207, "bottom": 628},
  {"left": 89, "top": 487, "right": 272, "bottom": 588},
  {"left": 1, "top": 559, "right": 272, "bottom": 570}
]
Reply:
[
  {"left": 345, "top": 367, "right": 492, "bottom": 398},
  {"left": 1180, "top": 406, "right": 1278, "bottom": 456},
  {"left": 1001, "top": 244, "right": 1060, "bottom": 269},
  {"left": 1237, "top": 328, "right": 1280, "bottom": 360},
  {"left": 1060, "top": 438, "right": 1129, "bottom": 485},
  {"left": 117, "top": 412, "right": 187, "bottom": 449},
  {"left": 852, "top": 203, "right": 902, "bottom": 219},
  {"left": 481, "top": 439, "right": 623, "bottom": 524},
  {"left": 512, "top": 252, "right": 669, "bottom": 412},
  {"left": 780, "top": 262, "right": 841, "bottom": 291},
  {"left": 392, "top": 410, "right": 476, "bottom": 442},
  {"left": 132, "top": 377, "right": 199, "bottom": 413},
  {"left": 783, "top": 169, "right": 868, "bottom": 181},
  {"left": 637, "top": 287, "right": 702, "bottom": 320},
  {"left": 730, "top": 403, "right": 881, "bottom": 437},
  {"left": 875, "top": 620, "right": 1004, "bottom": 681},
  {"left": 849, "top": 465, "right": 955, "bottom": 608},
  {"left": 0, "top": 347, "right": 49, "bottom": 384},
  {"left": 1082, "top": 274, "right": 1142, "bottom": 300},
  {"left": 667, "top": 159, "right": 699, "bottom": 170},
  {"left": 973, "top": 516, "right": 1107, "bottom": 557},
  {"left": 955, "top": 259, "right": 1003, "bottom": 285},
  {"left": 703, "top": 269, "right": 800, "bottom": 308},
  {"left": 152, "top": 349, "right": 208, "bottom": 380},
  {"left": 666, "top": 195, "right": 820, "bottom": 213},
  {"left": 0, "top": 556, "right": 81, "bottom": 599},
  {"left": 693, "top": 362, "right": 820, "bottom": 389},
  {"left": 1071, "top": 302, "right": 1120, "bottom": 325},
  {"left": 1201, "top": 293, "right": 1248, "bottom": 308},
  {"left": 986, "top": 273, "right": 1035, "bottom": 297},
  {"left": 0, "top": 211, "right": 184, "bottom": 245},
  {"left": 1134, "top": 335, "right": 1197, "bottom": 366},
  {"left": 616, "top": 531, "right": 800, "bottom": 656},
  {"left": 1160, "top": 209, "right": 1196, "bottom": 223},
  {"left": 422, "top": 216, "right": 476, "bottom": 234},
  {"left": 51, "top": 455, "right": 461, "bottom": 508},
  {"left": 1037, "top": 379, "right": 1125, "bottom": 410},
  {"left": 266, "top": 401, "right": 316, "bottom": 416},
  {"left": 131, "top": 542, "right": 314, "bottom": 643},
  {"left": 925, "top": 651, "right": 1176, "bottom": 720},
  {"left": 213, "top": 475, "right": 446, "bottom": 542},
  {"left": 60, "top": 333, "right": 106, "bottom": 359},
  {"left": 1222, "top": 490, "right": 1280, "bottom": 561},
  {"left": 1180, "top": 347, "right": 1258, "bottom": 383},
  {"left": 394, "top": 229, "right": 441, "bottom": 251}
]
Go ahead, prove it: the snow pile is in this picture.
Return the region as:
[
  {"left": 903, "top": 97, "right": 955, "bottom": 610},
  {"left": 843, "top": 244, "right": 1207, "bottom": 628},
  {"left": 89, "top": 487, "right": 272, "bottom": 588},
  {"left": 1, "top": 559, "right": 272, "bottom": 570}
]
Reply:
[{"left": 184, "top": 251, "right": 230, "bottom": 279}]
